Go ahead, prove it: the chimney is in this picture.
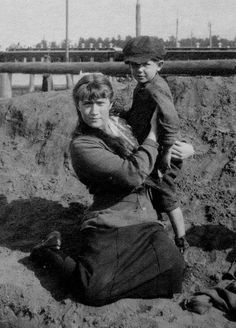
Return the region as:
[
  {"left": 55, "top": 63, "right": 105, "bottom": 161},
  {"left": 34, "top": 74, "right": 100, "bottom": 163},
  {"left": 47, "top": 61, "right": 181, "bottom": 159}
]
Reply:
[{"left": 136, "top": 0, "right": 141, "bottom": 37}]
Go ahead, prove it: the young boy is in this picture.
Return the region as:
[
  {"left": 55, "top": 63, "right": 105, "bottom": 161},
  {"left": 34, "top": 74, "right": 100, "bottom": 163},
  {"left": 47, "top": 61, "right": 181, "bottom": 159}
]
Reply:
[{"left": 123, "top": 36, "right": 189, "bottom": 253}]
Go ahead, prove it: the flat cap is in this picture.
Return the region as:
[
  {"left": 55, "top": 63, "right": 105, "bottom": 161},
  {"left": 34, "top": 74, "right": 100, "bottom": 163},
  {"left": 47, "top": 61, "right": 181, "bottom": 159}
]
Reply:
[{"left": 123, "top": 36, "right": 166, "bottom": 64}]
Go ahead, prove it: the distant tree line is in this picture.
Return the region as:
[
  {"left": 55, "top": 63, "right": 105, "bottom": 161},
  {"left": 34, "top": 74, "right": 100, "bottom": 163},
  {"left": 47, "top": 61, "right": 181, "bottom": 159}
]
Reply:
[{"left": 5, "top": 34, "right": 236, "bottom": 50}]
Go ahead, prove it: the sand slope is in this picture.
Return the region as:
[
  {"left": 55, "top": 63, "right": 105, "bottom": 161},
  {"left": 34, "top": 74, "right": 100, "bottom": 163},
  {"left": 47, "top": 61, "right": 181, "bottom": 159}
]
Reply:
[{"left": 0, "top": 76, "right": 235, "bottom": 327}]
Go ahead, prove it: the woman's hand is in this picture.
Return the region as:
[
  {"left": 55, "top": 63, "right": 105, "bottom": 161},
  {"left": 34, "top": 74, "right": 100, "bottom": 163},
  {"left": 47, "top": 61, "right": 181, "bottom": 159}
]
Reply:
[
  {"left": 147, "top": 110, "right": 158, "bottom": 142},
  {"left": 159, "top": 148, "right": 172, "bottom": 173},
  {"left": 171, "top": 141, "right": 194, "bottom": 160}
]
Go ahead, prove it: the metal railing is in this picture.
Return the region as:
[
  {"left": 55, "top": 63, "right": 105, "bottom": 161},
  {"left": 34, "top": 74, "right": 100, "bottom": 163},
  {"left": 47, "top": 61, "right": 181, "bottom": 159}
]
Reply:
[{"left": 1, "top": 60, "right": 236, "bottom": 98}]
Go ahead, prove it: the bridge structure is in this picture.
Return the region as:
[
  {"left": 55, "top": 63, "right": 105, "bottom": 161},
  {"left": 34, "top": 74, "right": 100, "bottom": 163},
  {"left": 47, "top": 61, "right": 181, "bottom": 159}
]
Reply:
[
  {"left": 2, "top": 47, "right": 236, "bottom": 63},
  {"left": 0, "top": 48, "right": 121, "bottom": 63},
  {"left": 166, "top": 47, "right": 236, "bottom": 60}
]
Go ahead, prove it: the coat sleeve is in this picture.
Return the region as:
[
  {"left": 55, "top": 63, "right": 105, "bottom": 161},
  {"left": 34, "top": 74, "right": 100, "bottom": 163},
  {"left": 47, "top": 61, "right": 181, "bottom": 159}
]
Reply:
[
  {"left": 70, "top": 136, "right": 158, "bottom": 189},
  {"left": 149, "top": 77, "right": 179, "bottom": 148}
]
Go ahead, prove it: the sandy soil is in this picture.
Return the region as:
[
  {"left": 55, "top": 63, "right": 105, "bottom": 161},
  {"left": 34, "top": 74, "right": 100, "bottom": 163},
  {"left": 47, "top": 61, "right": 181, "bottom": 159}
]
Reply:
[{"left": 0, "top": 76, "right": 235, "bottom": 327}]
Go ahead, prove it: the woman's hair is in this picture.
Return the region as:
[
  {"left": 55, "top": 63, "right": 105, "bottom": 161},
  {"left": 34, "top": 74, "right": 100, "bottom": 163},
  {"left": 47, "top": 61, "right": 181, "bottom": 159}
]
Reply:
[
  {"left": 72, "top": 73, "right": 114, "bottom": 134},
  {"left": 71, "top": 73, "right": 138, "bottom": 160},
  {"left": 73, "top": 73, "right": 114, "bottom": 111}
]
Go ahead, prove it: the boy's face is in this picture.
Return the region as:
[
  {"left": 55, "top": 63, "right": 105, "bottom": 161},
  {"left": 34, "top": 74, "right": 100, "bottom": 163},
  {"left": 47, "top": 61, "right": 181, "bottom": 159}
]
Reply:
[{"left": 130, "top": 60, "right": 163, "bottom": 84}]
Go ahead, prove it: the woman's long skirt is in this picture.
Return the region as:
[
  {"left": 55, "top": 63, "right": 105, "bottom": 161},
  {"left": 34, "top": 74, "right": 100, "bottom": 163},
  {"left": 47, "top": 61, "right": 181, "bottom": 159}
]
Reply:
[{"left": 72, "top": 222, "right": 185, "bottom": 305}]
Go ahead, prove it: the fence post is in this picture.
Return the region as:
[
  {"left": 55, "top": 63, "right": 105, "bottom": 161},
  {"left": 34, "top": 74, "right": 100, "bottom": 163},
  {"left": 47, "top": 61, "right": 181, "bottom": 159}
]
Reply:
[
  {"left": 29, "top": 74, "right": 35, "bottom": 92},
  {"left": 42, "top": 55, "right": 53, "bottom": 92},
  {"left": 9, "top": 73, "right": 12, "bottom": 85},
  {"left": 66, "top": 74, "right": 73, "bottom": 89},
  {"left": 29, "top": 57, "right": 36, "bottom": 92},
  {"left": 0, "top": 73, "right": 12, "bottom": 98}
]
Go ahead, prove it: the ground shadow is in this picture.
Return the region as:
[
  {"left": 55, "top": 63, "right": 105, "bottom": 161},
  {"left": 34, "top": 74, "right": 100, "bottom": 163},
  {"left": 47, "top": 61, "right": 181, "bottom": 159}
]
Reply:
[
  {"left": 0, "top": 194, "right": 86, "bottom": 253},
  {"left": 0, "top": 194, "right": 86, "bottom": 302},
  {"left": 186, "top": 224, "right": 236, "bottom": 255},
  {"left": 19, "top": 255, "right": 71, "bottom": 302}
]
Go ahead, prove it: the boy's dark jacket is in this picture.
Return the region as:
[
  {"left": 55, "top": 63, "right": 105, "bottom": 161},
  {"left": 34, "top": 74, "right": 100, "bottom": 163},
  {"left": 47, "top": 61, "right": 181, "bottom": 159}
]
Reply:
[{"left": 124, "top": 73, "right": 179, "bottom": 148}]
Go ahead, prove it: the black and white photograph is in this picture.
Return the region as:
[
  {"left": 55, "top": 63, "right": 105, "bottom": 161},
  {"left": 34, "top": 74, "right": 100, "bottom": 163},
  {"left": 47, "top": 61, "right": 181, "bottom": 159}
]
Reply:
[{"left": 0, "top": 1, "right": 235, "bottom": 327}]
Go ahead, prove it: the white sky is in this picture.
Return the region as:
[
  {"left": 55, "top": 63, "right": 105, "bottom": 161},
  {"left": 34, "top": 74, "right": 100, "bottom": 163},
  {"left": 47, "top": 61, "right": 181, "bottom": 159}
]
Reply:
[{"left": 0, "top": 0, "right": 236, "bottom": 50}]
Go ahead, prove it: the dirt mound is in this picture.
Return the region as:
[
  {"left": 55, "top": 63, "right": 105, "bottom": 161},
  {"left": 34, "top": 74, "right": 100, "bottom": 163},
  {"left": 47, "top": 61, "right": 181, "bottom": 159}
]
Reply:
[{"left": 0, "top": 77, "right": 235, "bottom": 327}]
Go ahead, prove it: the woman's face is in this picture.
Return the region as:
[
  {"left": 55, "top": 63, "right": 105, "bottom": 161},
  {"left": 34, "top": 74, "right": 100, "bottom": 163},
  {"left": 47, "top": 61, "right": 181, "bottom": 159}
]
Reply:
[{"left": 78, "top": 97, "right": 112, "bottom": 130}]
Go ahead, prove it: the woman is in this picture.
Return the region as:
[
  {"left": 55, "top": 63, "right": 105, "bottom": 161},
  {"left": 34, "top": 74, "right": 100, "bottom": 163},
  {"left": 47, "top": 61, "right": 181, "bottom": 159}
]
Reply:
[{"left": 30, "top": 73, "right": 192, "bottom": 306}]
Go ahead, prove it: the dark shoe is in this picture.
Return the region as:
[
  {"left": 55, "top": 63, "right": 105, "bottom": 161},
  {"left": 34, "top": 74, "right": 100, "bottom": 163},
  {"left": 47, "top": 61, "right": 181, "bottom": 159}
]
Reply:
[
  {"left": 182, "top": 295, "right": 212, "bottom": 314},
  {"left": 34, "top": 231, "right": 61, "bottom": 250},
  {"left": 222, "top": 260, "right": 236, "bottom": 280},
  {"left": 29, "top": 231, "right": 61, "bottom": 265}
]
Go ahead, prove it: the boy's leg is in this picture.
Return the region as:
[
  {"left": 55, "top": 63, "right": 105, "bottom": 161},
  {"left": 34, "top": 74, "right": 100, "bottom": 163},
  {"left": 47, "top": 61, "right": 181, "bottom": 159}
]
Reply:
[
  {"left": 150, "top": 159, "right": 182, "bottom": 216},
  {"left": 150, "top": 160, "right": 188, "bottom": 245}
]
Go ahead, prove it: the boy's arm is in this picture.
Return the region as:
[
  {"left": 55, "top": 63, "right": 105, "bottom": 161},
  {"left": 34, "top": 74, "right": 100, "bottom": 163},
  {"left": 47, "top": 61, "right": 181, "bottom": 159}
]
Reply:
[
  {"left": 149, "top": 77, "right": 179, "bottom": 149},
  {"left": 149, "top": 77, "right": 179, "bottom": 171}
]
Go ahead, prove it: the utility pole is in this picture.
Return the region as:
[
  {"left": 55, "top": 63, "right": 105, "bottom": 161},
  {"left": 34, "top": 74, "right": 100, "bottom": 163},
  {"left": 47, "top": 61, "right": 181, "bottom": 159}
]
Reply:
[
  {"left": 190, "top": 31, "right": 193, "bottom": 48},
  {"left": 65, "top": 0, "right": 69, "bottom": 62},
  {"left": 65, "top": 0, "right": 73, "bottom": 88},
  {"left": 175, "top": 17, "right": 179, "bottom": 47},
  {"left": 136, "top": 0, "right": 141, "bottom": 37},
  {"left": 208, "top": 22, "right": 212, "bottom": 48}
]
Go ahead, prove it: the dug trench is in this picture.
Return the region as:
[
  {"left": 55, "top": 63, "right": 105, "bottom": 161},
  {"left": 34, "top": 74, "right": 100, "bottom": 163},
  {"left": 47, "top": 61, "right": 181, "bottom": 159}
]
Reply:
[{"left": 0, "top": 75, "right": 235, "bottom": 328}]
